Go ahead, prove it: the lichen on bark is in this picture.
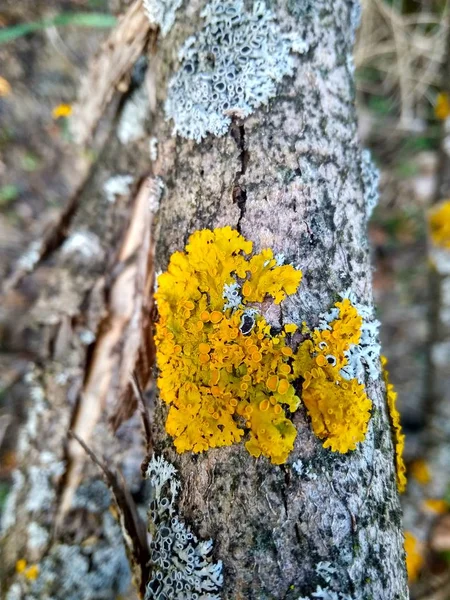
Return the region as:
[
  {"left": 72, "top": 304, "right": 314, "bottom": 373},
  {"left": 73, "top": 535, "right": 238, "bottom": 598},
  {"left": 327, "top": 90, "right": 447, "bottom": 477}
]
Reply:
[{"left": 143, "top": 1, "right": 409, "bottom": 599}]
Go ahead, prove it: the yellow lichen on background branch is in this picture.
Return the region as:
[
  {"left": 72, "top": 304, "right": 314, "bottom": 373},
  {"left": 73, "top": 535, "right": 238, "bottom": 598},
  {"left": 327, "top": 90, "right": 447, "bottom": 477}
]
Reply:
[
  {"left": 154, "top": 227, "right": 302, "bottom": 464},
  {"left": 404, "top": 532, "right": 424, "bottom": 582},
  {"left": 434, "top": 92, "right": 450, "bottom": 121},
  {"left": 428, "top": 200, "right": 450, "bottom": 249},
  {"left": 409, "top": 459, "right": 431, "bottom": 485},
  {"left": 381, "top": 355, "right": 406, "bottom": 493}
]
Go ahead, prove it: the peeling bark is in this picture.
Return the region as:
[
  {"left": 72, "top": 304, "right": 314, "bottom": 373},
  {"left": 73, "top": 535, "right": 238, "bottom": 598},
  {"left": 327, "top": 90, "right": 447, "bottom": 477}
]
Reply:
[{"left": 1, "top": 1, "right": 407, "bottom": 600}]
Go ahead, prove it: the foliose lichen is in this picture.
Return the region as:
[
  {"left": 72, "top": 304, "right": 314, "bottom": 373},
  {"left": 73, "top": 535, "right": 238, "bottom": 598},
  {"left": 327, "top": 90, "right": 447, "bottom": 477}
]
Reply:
[
  {"left": 145, "top": 454, "right": 223, "bottom": 599},
  {"left": 27, "top": 522, "right": 49, "bottom": 553},
  {"left": 381, "top": 355, "right": 406, "bottom": 493},
  {"left": 165, "top": 0, "right": 305, "bottom": 142},
  {"left": 154, "top": 226, "right": 302, "bottom": 464},
  {"left": 117, "top": 84, "right": 149, "bottom": 144},
  {"left": 103, "top": 174, "right": 133, "bottom": 204},
  {"left": 155, "top": 228, "right": 383, "bottom": 461},
  {"left": 410, "top": 459, "right": 430, "bottom": 485},
  {"left": 293, "top": 296, "right": 373, "bottom": 453},
  {"left": 334, "top": 290, "right": 381, "bottom": 384},
  {"left": 15, "top": 559, "right": 39, "bottom": 581},
  {"left": 297, "top": 560, "right": 353, "bottom": 600},
  {"left": 315, "top": 561, "right": 337, "bottom": 583}
]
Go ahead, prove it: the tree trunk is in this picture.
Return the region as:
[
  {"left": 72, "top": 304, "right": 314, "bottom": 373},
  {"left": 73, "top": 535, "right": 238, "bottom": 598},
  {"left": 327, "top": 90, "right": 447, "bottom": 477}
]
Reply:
[{"left": 1, "top": 1, "right": 408, "bottom": 599}]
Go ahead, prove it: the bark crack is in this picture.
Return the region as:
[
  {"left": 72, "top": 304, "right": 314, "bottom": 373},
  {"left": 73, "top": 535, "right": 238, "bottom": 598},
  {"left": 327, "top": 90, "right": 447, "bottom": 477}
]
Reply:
[{"left": 231, "top": 121, "right": 249, "bottom": 233}]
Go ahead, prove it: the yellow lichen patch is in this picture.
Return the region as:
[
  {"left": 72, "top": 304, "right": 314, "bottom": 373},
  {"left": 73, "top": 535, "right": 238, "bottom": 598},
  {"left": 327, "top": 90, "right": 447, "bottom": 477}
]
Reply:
[
  {"left": 25, "top": 565, "right": 40, "bottom": 580},
  {"left": 435, "top": 92, "right": 450, "bottom": 120},
  {"left": 241, "top": 249, "right": 302, "bottom": 304},
  {"left": 410, "top": 459, "right": 431, "bottom": 485},
  {"left": 404, "top": 531, "right": 424, "bottom": 583},
  {"left": 293, "top": 298, "right": 372, "bottom": 453},
  {"left": 16, "top": 559, "right": 27, "bottom": 574},
  {"left": 428, "top": 200, "right": 450, "bottom": 249},
  {"left": 155, "top": 227, "right": 302, "bottom": 464},
  {"left": 381, "top": 355, "right": 407, "bottom": 493},
  {"left": 311, "top": 298, "right": 362, "bottom": 371},
  {"left": 422, "top": 498, "right": 448, "bottom": 514},
  {"left": 52, "top": 103, "right": 72, "bottom": 119},
  {"left": 15, "top": 560, "right": 39, "bottom": 580},
  {"left": 302, "top": 367, "right": 371, "bottom": 453}
]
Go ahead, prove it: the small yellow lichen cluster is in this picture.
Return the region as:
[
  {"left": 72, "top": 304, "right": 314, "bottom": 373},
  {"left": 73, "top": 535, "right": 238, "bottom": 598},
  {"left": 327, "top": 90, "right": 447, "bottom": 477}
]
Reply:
[
  {"left": 404, "top": 531, "right": 423, "bottom": 582},
  {"left": 52, "top": 103, "right": 72, "bottom": 119},
  {"left": 154, "top": 227, "right": 302, "bottom": 464},
  {"left": 410, "top": 459, "right": 430, "bottom": 485},
  {"left": 422, "top": 498, "right": 449, "bottom": 514},
  {"left": 292, "top": 299, "right": 372, "bottom": 453},
  {"left": 435, "top": 92, "right": 450, "bottom": 120},
  {"left": 381, "top": 355, "right": 407, "bottom": 493},
  {"left": 16, "top": 559, "right": 39, "bottom": 581},
  {"left": 428, "top": 200, "right": 450, "bottom": 250}
]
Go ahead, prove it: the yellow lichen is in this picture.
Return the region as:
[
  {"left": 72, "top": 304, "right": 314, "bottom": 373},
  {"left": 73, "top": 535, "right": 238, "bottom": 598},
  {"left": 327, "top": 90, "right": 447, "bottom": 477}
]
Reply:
[
  {"left": 435, "top": 92, "right": 450, "bottom": 120},
  {"left": 15, "top": 560, "right": 39, "bottom": 580},
  {"left": 16, "top": 559, "right": 27, "bottom": 574},
  {"left": 428, "top": 200, "right": 450, "bottom": 249},
  {"left": 422, "top": 498, "right": 448, "bottom": 514},
  {"left": 52, "top": 103, "right": 72, "bottom": 119},
  {"left": 381, "top": 355, "right": 407, "bottom": 493},
  {"left": 404, "top": 531, "right": 424, "bottom": 582},
  {"left": 24, "top": 565, "right": 40, "bottom": 580},
  {"left": 292, "top": 298, "right": 372, "bottom": 453},
  {"left": 155, "top": 230, "right": 378, "bottom": 460},
  {"left": 410, "top": 459, "right": 431, "bottom": 485},
  {"left": 154, "top": 227, "right": 302, "bottom": 464}
]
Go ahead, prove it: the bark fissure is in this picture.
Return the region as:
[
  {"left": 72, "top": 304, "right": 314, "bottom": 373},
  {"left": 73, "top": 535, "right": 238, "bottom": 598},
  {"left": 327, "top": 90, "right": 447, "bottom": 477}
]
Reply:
[{"left": 231, "top": 122, "right": 249, "bottom": 232}]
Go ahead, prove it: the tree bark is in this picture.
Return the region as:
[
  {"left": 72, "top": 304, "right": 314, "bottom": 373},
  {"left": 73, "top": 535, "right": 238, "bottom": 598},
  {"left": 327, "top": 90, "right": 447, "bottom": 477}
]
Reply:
[{"left": 1, "top": 1, "right": 408, "bottom": 599}]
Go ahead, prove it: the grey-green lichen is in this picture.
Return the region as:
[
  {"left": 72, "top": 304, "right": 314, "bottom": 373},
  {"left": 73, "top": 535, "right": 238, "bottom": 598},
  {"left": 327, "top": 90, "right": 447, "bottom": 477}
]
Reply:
[
  {"left": 165, "top": 0, "right": 307, "bottom": 142},
  {"left": 145, "top": 455, "right": 223, "bottom": 599}
]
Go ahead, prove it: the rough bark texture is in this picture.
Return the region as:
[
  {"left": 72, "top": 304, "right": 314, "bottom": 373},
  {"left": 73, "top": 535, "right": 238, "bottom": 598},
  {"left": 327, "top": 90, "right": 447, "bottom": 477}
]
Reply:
[{"left": 1, "top": 1, "right": 408, "bottom": 599}]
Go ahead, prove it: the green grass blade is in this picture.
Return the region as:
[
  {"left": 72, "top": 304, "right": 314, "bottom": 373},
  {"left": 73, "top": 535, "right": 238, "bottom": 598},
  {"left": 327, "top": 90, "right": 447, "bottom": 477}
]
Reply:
[{"left": 0, "top": 12, "right": 117, "bottom": 44}]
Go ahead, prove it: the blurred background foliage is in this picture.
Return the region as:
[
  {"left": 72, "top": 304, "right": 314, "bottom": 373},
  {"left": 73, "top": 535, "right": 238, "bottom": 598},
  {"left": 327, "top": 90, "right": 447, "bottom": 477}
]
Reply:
[{"left": 0, "top": 0, "right": 450, "bottom": 597}]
